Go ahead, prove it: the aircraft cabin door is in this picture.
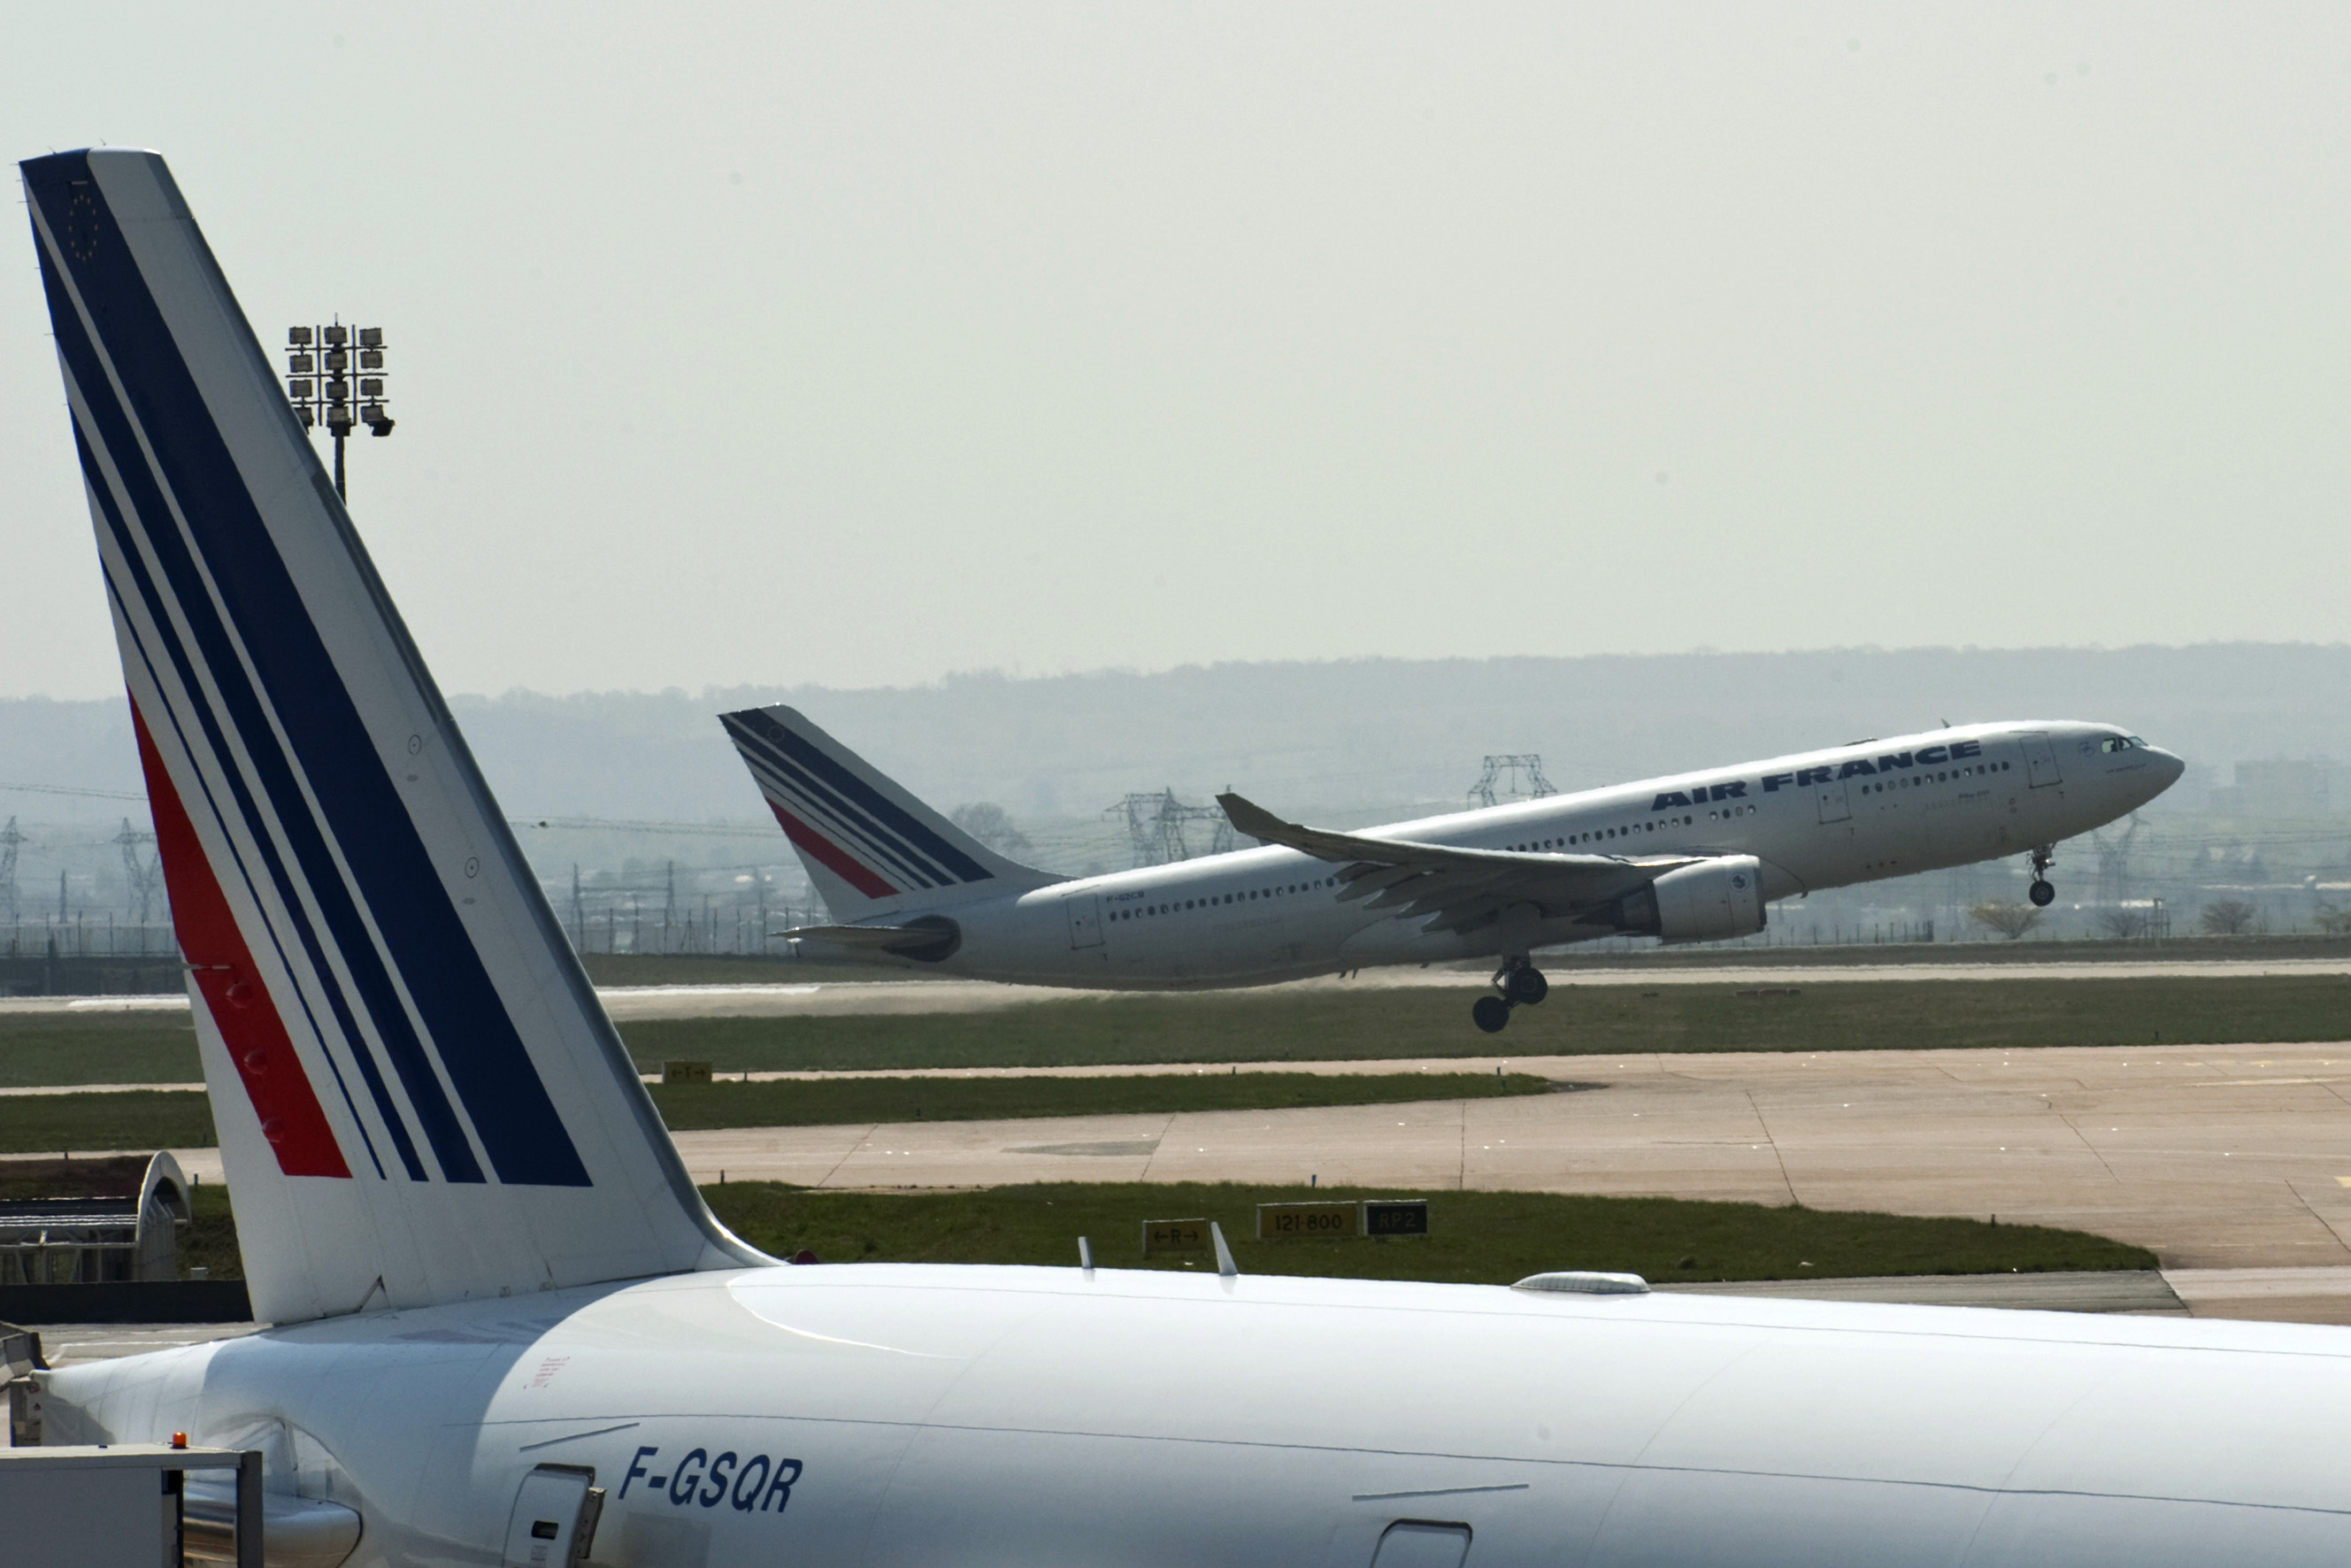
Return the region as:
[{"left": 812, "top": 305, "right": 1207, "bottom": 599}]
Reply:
[
  {"left": 1371, "top": 1521, "right": 1472, "bottom": 1567},
  {"left": 1817, "top": 776, "right": 1852, "bottom": 824},
  {"left": 2020, "top": 731, "right": 2063, "bottom": 788},
  {"left": 502, "top": 1464, "right": 603, "bottom": 1568},
  {"left": 1065, "top": 893, "right": 1104, "bottom": 949}
]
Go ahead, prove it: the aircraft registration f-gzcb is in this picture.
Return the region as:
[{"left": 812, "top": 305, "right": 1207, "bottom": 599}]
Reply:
[
  {"left": 721, "top": 703, "right": 2183, "bottom": 1030},
  {"left": 20, "top": 148, "right": 2349, "bottom": 1568}
]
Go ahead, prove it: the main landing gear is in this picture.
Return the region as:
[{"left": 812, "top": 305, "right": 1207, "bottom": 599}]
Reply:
[
  {"left": 2026, "top": 845, "right": 2057, "bottom": 908},
  {"left": 1472, "top": 957, "right": 1548, "bottom": 1033}
]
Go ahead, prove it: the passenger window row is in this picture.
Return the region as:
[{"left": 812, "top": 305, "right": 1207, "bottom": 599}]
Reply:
[
  {"left": 1510, "top": 814, "right": 1702, "bottom": 852},
  {"left": 1111, "top": 878, "right": 1337, "bottom": 922},
  {"left": 1860, "top": 760, "right": 2009, "bottom": 796}
]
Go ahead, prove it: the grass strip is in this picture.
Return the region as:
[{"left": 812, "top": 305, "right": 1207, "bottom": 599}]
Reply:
[
  {"left": 12, "top": 972, "right": 2351, "bottom": 1091},
  {"left": 620, "top": 975, "right": 2351, "bottom": 1072},
  {"left": 704, "top": 1180, "right": 2155, "bottom": 1284},
  {"left": 0, "top": 1089, "right": 218, "bottom": 1157},
  {"left": 104, "top": 1180, "right": 2160, "bottom": 1287},
  {"left": 183, "top": 1180, "right": 243, "bottom": 1280},
  {"left": 0, "top": 1073, "right": 1547, "bottom": 1153},
  {"left": 580, "top": 954, "right": 918, "bottom": 987},
  {"left": 0, "top": 1011, "right": 203, "bottom": 1088}
]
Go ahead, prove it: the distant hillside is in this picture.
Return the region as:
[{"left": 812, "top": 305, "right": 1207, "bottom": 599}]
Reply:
[{"left": 4, "top": 643, "right": 2347, "bottom": 827}]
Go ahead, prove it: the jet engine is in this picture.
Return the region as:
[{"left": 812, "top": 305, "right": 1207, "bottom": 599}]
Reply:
[
  {"left": 1618, "top": 856, "right": 1766, "bottom": 943},
  {"left": 880, "top": 915, "right": 963, "bottom": 963}
]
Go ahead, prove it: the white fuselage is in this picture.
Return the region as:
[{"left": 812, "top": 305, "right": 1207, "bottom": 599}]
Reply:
[
  {"left": 851, "top": 721, "right": 2181, "bottom": 989},
  {"left": 40, "top": 1263, "right": 2351, "bottom": 1566}
]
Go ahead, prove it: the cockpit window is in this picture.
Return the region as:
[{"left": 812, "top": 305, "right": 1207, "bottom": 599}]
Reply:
[{"left": 2098, "top": 735, "right": 2148, "bottom": 753}]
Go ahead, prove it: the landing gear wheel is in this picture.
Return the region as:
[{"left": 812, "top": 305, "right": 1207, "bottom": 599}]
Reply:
[
  {"left": 2024, "top": 845, "right": 2056, "bottom": 907},
  {"left": 1504, "top": 966, "right": 1548, "bottom": 1006},
  {"left": 1471, "top": 995, "right": 1512, "bottom": 1034}
]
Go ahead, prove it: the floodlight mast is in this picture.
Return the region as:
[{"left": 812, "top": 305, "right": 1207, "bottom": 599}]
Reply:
[{"left": 284, "top": 319, "right": 394, "bottom": 500}]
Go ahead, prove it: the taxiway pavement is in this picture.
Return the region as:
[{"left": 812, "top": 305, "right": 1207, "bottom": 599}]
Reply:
[{"left": 641, "top": 1044, "right": 2351, "bottom": 1283}]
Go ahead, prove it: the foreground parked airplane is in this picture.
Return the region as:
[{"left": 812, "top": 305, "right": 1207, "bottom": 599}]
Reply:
[
  {"left": 27, "top": 148, "right": 2347, "bottom": 1568},
  {"left": 723, "top": 703, "right": 2183, "bottom": 1029}
]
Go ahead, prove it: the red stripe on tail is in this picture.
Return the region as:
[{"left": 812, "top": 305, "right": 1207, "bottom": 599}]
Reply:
[
  {"left": 766, "top": 801, "right": 896, "bottom": 899},
  {"left": 133, "top": 703, "right": 350, "bottom": 1179}
]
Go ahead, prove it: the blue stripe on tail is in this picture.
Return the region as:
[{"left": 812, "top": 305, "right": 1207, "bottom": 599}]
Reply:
[
  {"left": 26, "top": 151, "right": 588, "bottom": 1188},
  {"left": 725, "top": 709, "right": 992, "bottom": 885}
]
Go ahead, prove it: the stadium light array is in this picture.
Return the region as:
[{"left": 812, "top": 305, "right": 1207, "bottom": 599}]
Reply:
[{"left": 286, "top": 319, "right": 395, "bottom": 500}]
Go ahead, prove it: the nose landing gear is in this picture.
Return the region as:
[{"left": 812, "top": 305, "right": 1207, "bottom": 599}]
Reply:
[
  {"left": 2027, "top": 845, "right": 2056, "bottom": 907},
  {"left": 1473, "top": 957, "right": 1549, "bottom": 1032}
]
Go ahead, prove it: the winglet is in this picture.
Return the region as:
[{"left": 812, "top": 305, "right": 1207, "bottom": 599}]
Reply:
[{"left": 1216, "top": 792, "right": 1295, "bottom": 848}]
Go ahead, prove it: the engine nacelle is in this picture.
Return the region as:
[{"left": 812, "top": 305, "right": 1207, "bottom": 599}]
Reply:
[
  {"left": 1619, "top": 856, "right": 1766, "bottom": 943},
  {"left": 883, "top": 915, "right": 963, "bottom": 963}
]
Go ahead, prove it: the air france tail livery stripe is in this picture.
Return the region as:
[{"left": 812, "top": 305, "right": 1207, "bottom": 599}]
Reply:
[
  {"left": 26, "top": 148, "right": 755, "bottom": 1322},
  {"left": 33, "top": 158, "right": 587, "bottom": 1188},
  {"left": 133, "top": 703, "right": 350, "bottom": 1178},
  {"left": 716, "top": 703, "right": 1064, "bottom": 923},
  {"left": 722, "top": 707, "right": 993, "bottom": 893}
]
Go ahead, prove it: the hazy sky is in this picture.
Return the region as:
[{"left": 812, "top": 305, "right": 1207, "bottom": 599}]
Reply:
[{"left": 5, "top": 6, "right": 2348, "bottom": 700}]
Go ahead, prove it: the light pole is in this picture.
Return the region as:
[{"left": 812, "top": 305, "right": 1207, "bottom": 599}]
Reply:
[{"left": 285, "top": 319, "right": 395, "bottom": 500}]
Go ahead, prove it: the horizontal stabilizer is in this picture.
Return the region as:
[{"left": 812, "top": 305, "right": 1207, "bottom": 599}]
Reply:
[{"left": 778, "top": 921, "right": 960, "bottom": 962}]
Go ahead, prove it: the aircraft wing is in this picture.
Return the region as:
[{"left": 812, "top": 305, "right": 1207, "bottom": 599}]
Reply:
[{"left": 1218, "top": 793, "right": 1704, "bottom": 934}]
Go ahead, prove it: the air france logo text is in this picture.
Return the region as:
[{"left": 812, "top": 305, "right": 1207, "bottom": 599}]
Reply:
[{"left": 1650, "top": 742, "right": 1984, "bottom": 812}]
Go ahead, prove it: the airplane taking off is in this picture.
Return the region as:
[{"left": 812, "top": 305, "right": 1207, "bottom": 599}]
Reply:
[
  {"left": 723, "top": 703, "right": 2183, "bottom": 1030},
  {"left": 28, "top": 147, "right": 2350, "bottom": 1568}
]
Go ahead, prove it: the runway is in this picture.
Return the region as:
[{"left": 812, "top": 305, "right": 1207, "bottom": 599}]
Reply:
[{"left": 12, "top": 952, "right": 2351, "bottom": 1021}]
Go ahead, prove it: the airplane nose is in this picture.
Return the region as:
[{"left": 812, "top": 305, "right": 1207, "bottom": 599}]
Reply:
[{"left": 2148, "top": 747, "right": 2186, "bottom": 786}]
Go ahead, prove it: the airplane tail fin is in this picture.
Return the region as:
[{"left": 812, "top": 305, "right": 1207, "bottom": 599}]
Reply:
[
  {"left": 21, "top": 150, "right": 764, "bottom": 1326},
  {"left": 720, "top": 703, "right": 1060, "bottom": 922}
]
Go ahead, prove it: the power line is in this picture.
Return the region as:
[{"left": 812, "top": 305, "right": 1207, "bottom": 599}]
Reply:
[
  {"left": 0, "top": 818, "right": 19, "bottom": 925},
  {"left": 0, "top": 780, "right": 145, "bottom": 802},
  {"left": 114, "top": 818, "right": 161, "bottom": 925},
  {"left": 509, "top": 816, "right": 780, "bottom": 839},
  {"left": 1103, "top": 789, "right": 1235, "bottom": 868},
  {"left": 1468, "top": 755, "right": 1556, "bottom": 810}
]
